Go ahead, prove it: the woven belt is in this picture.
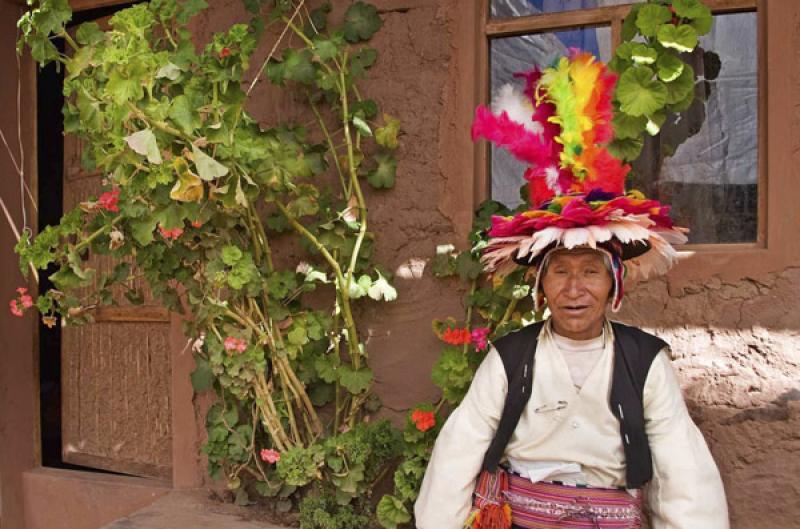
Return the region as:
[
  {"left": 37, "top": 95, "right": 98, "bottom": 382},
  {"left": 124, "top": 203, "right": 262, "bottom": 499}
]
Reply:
[{"left": 504, "top": 475, "right": 642, "bottom": 529}]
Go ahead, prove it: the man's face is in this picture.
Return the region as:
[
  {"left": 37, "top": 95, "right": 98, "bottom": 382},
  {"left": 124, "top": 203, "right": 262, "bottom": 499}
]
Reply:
[{"left": 540, "top": 249, "right": 612, "bottom": 340}]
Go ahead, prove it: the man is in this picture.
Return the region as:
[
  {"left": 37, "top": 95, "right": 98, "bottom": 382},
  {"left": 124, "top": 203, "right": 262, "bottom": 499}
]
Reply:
[{"left": 414, "top": 51, "right": 729, "bottom": 529}]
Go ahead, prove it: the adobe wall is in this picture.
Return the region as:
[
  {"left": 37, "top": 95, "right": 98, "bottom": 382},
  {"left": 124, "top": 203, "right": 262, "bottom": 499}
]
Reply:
[{"left": 160, "top": 1, "right": 800, "bottom": 528}]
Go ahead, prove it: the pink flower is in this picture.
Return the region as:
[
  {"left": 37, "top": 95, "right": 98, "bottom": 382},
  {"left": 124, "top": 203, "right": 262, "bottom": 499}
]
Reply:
[
  {"left": 16, "top": 287, "right": 27, "bottom": 295},
  {"left": 223, "top": 336, "right": 247, "bottom": 354},
  {"left": 470, "top": 327, "right": 491, "bottom": 352},
  {"left": 20, "top": 294, "right": 34, "bottom": 309},
  {"left": 97, "top": 188, "right": 120, "bottom": 212},
  {"left": 9, "top": 299, "right": 23, "bottom": 317},
  {"left": 260, "top": 448, "right": 280, "bottom": 464}
]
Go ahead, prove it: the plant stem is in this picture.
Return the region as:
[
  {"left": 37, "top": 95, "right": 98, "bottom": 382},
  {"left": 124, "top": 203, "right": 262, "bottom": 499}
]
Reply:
[{"left": 308, "top": 96, "right": 348, "bottom": 197}]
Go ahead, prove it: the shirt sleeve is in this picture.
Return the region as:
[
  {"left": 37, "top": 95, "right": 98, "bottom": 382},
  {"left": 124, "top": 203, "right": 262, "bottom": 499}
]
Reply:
[
  {"left": 644, "top": 349, "right": 730, "bottom": 529},
  {"left": 414, "top": 344, "right": 508, "bottom": 529}
]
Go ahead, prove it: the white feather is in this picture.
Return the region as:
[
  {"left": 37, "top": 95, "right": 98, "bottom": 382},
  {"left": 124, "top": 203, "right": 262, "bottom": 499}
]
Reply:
[{"left": 491, "top": 84, "right": 542, "bottom": 135}]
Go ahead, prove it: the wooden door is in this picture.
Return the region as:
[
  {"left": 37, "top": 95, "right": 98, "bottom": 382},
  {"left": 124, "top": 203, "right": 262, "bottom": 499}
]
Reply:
[{"left": 60, "top": 123, "right": 173, "bottom": 480}]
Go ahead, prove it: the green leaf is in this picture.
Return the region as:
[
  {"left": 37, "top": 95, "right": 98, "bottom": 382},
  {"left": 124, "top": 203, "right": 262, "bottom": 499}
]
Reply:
[
  {"left": 376, "top": 495, "right": 411, "bottom": 529},
  {"left": 124, "top": 129, "right": 163, "bottom": 164},
  {"left": 191, "top": 357, "right": 214, "bottom": 392},
  {"left": 616, "top": 67, "right": 667, "bottom": 117},
  {"left": 635, "top": 4, "right": 672, "bottom": 37},
  {"left": 309, "top": 3, "right": 331, "bottom": 30},
  {"left": 351, "top": 99, "right": 378, "bottom": 119},
  {"left": 607, "top": 137, "right": 644, "bottom": 162},
  {"left": 221, "top": 245, "right": 243, "bottom": 265},
  {"left": 672, "top": 0, "right": 710, "bottom": 20},
  {"left": 664, "top": 64, "right": 695, "bottom": 105},
  {"left": 313, "top": 34, "right": 343, "bottom": 60},
  {"left": 628, "top": 43, "right": 657, "bottom": 65},
  {"left": 689, "top": 12, "right": 713, "bottom": 35},
  {"left": 192, "top": 145, "right": 229, "bottom": 181},
  {"left": 455, "top": 251, "right": 482, "bottom": 281},
  {"left": 169, "top": 95, "right": 201, "bottom": 133},
  {"left": 621, "top": 4, "right": 643, "bottom": 41},
  {"left": 343, "top": 2, "right": 382, "bottom": 43},
  {"left": 130, "top": 216, "right": 158, "bottom": 245},
  {"left": 339, "top": 365, "right": 373, "bottom": 394},
  {"left": 612, "top": 112, "right": 647, "bottom": 140},
  {"left": 287, "top": 326, "right": 309, "bottom": 346},
  {"left": 75, "top": 22, "right": 104, "bottom": 46},
  {"left": 656, "top": 53, "right": 685, "bottom": 82},
  {"left": 366, "top": 153, "right": 396, "bottom": 189},
  {"left": 657, "top": 24, "right": 698, "bottom": 53},
  {"left": 375, "top": 114, "right": 401, "bottom": 149},
  {"left": 106, "top": 70, "right": 142, "bottom": 104},
  {"left": 350, "top": 47, "right": 377, "bottom": 77},
  {"left": 282, "top": 48, "right": 315, "bottom": 84}
]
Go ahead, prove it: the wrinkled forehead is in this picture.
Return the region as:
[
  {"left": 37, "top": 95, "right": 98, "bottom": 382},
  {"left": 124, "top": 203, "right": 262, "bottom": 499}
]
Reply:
[{"left": 545, "top": 247, "right": 608, "bottom": 267}]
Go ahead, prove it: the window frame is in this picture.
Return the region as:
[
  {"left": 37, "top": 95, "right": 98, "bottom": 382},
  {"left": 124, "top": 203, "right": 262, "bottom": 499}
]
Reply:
[{"left": 471, "top": 0, "right": 798, "bottom": 284}]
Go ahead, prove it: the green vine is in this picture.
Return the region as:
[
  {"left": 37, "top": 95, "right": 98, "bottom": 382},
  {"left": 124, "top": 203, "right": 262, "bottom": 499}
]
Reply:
[{"left": 15, "top": 0, "right": 404, "bottom": 525}]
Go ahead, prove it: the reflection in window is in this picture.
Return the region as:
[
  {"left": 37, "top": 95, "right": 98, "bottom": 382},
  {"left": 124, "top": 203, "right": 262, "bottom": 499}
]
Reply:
[
  {"left": 491, "top": 0, "right": 643, "bottom": 18},
  {"left": 489, "top": 27, "right": 611, "bottom": 208},
  {"left": 637, "top": 12, "right": 758, "bottom": 244},
  {"left": 486, "top": 11, "right": 759, "bottom": 244}
]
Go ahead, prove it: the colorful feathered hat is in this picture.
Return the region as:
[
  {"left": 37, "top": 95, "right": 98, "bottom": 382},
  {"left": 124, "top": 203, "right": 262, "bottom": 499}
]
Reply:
[{"left": 473, "top": 50, "right": 688, "bottom": 311}]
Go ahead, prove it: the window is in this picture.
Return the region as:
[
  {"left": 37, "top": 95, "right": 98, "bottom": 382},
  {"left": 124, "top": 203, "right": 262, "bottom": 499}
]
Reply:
[{"left": 481, "top": 0, "right": 762, "bottom": 247}]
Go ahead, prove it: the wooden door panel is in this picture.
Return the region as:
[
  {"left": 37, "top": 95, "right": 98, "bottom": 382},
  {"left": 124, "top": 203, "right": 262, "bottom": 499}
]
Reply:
[{"left": 61, "top": 133, "right": 173, "bottom": 479}]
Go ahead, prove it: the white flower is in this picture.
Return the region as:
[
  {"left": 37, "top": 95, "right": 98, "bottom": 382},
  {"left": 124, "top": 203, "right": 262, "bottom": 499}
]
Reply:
[{"left": 367, "top": 271, "right": 397, "bottom": 302}]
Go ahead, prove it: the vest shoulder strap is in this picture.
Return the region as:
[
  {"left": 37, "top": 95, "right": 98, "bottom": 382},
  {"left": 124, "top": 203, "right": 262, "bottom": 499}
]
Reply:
[
  {"left": 480, "top": 321, "right": 544, "bottom": 472},
  {"left": 609, "top": 321, "right": 667, "bottom": 488}
]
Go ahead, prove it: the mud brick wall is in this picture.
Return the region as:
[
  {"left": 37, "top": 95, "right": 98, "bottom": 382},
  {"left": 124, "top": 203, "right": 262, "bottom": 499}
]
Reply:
[{"left": 187, "top": 2, "right": 799, "bottom": 528}]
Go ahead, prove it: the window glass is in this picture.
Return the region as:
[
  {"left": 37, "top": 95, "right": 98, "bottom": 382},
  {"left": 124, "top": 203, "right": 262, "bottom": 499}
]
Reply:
[
  {"left": 489, "top": 26, "right": 612, "bottom": 208},
  {"left": 635, "top": 12, "right": 758, "bottom": 244},
  {"left": 491, "top": 0, "right": 643, "bottom": 18},
  {"left": 486, "top": 12, "right": 759, "bottom": 244}
]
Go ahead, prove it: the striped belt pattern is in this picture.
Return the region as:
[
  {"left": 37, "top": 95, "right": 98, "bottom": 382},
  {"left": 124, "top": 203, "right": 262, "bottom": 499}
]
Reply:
[{"left": 505, "top": 474, "right": 642, "bottom": 529}]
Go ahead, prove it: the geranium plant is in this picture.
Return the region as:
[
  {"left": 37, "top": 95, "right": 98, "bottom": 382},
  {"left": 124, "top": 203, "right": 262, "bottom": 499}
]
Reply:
[{"left": 14, "top": 0, "right": 404, "bottom": 524}]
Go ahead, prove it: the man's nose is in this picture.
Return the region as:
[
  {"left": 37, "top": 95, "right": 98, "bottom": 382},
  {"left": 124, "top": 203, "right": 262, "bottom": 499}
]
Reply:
[{"left": 565, "top": 274, "right": 585, "bottom": 296}]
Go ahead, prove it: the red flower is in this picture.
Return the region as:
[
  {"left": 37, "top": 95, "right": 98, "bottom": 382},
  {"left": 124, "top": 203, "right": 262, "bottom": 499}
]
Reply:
[
  {"left": 220, "top": 47, "right": 231, "bottom": 58},
  {"left": 223, "top": 336, "right": 247, "bottom": 354},
  {"left": 191, "top": 219, "right": 203, "bottom": 228},
  {"left": 97, "top": 188, "right": 120, "bottom": 212},
  {"left": 411, "top": 409, "right": 436, "bottom": 432},
  {"left": 9, "top": 299, "right": 23, "bottom": 317},
  {"left": 260, "top": 448, "right": 280, "bottom": 464},
  {"left": 158, "top": 225, "right": 184, "bottom": 240},
  {"left": 442, "top": 327, "right": 471, "bottom": 346},
  {"left": 471, "top": 327, "right": 491, "bottom": 352}
]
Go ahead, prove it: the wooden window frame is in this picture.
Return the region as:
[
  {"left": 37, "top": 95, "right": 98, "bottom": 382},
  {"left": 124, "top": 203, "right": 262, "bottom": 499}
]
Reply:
[{"left": 472, "top": 0, "right": 799, "bottom": 283}]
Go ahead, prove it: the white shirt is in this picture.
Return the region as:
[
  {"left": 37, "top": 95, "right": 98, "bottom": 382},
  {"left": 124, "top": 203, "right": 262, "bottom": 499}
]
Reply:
[{"left": 414, "top": 319, "right": 729, "bottom": 529}]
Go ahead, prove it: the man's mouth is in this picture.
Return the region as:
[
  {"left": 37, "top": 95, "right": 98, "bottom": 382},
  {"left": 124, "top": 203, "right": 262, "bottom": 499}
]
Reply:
[{"left": 561, "top": 304, "right": 590, "bottom": 315}]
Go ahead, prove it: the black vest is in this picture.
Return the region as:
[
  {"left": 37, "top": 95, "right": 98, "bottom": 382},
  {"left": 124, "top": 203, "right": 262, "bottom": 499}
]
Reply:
[{"left": 480, "top": 320, "right": 667, "bottom": 489}]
